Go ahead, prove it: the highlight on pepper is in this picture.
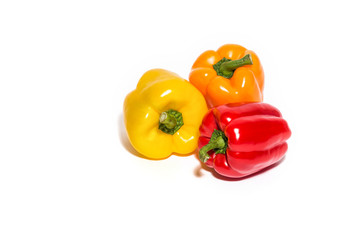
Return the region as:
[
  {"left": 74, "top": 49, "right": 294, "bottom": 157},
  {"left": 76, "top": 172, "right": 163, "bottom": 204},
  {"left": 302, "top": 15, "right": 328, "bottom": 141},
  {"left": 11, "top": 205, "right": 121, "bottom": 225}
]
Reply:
[
  {"left": 123, "top": 69, "right": 208, "bottom": 159},
  {"left": 189, "top": 44, "right": 265, "bottom": 108}
]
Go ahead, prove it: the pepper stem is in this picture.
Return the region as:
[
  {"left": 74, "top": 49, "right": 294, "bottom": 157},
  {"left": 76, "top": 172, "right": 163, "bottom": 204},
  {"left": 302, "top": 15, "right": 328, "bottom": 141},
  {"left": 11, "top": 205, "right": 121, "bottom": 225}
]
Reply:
[
  {"left": 158, "top": 109, "right": 184, "bottom": 135},
  {"left": 159, "top": 112, "right": 177, "bottom": 129},
  {"left": 199, "top": 129, "right": 228, "bottom": 163},
  {"left": 213, "top": 54, "right": 253, "bottom": 79}
]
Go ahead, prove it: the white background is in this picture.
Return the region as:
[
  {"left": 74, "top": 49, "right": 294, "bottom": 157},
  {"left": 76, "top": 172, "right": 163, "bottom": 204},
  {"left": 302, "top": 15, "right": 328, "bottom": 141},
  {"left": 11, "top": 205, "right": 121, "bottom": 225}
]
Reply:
[{"left": 1, "top": 0, "right": 353, "bottom": 239}]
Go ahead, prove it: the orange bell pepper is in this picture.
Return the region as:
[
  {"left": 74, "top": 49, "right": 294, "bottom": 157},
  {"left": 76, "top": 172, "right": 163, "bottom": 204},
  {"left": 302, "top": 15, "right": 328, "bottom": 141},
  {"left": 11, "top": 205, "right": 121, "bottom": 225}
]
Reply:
[{"left": 189, "top": 44, "right": 264, "bottom": 108}]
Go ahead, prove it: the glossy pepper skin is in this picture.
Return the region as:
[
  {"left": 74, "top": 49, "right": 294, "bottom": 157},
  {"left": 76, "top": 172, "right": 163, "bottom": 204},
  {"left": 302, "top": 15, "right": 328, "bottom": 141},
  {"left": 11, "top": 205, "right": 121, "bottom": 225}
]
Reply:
[
  {"left": 124, "top": 69, "right": 208, "bottom": 159},
  {"left": 198, "top": 103, "right": 291, "bottom": 178},
  {"left": 189, "top": 44, "right": 264, "bottom": 108}
]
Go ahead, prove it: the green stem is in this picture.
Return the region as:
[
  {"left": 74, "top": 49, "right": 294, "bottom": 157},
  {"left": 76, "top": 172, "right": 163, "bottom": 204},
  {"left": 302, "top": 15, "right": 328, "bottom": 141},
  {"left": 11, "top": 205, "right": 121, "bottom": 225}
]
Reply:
[
  {"left": 199, "top": 130, "right": 228, "bottom": 163},
  {"left": 213, "top": 54, "right": 253, "bottom": 79},
  {"left": 158, "top": 109, "right": 184, "bottom": 135},
  {"left": 159, "top": 112, "right": 176, "bottom": 129}
]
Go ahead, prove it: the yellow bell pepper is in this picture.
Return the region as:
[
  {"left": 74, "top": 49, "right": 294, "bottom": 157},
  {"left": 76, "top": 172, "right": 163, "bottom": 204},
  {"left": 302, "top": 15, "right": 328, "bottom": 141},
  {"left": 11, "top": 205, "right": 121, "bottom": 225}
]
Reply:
[{"left": 124, "top": 69, "right": 208, "bottom": 159}]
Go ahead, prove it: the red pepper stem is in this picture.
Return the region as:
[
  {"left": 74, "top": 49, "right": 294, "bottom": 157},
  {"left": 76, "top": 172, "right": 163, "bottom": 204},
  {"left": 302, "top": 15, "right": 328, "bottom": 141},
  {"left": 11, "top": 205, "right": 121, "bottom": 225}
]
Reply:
[
  {"left": 219, "top": 54, "right": 253, "bottom": 78},
  {"left": 199, "top": 135, "right": 226, "bottom": 163}
]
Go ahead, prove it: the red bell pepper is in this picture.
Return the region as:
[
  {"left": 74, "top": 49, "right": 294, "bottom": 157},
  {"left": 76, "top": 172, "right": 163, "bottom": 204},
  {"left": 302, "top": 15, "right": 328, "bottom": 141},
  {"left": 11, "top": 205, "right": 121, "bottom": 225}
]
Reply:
[{"left": 198, "top": 102, "right": 291, "bottom": 178}]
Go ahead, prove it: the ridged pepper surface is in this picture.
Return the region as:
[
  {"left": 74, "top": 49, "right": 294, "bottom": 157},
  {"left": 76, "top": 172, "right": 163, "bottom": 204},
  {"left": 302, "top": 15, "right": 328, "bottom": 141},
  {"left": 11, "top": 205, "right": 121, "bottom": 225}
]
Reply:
[
  {"left": 124, "top": 69, "right": 208, "bottom": 159},
  {"left": 198, "top": 103, "right": 291, "bottom": 178},
  {"left": 189, "top": 44, "right": 264, "bottom": 108}
]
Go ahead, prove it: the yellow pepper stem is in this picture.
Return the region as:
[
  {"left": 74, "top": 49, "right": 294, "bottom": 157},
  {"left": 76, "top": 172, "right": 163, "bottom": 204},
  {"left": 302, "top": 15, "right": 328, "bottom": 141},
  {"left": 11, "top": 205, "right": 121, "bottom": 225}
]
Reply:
[
  {"left": 158, "top": 109, "right": 184, "bottom": 135},
  {"left": 159, "top": 112, "right": 176, "bottom": 129},
  {"left": 213, "top": 54, "right": 253, "bottom": 79}
]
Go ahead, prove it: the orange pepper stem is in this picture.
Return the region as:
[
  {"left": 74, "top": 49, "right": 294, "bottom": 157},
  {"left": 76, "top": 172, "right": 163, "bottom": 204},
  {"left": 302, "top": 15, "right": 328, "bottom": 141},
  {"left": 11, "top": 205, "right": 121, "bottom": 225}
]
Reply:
[
  {"left": 214, "top": 54, "right": 253, "bottom": 79},
  {"left": 158, "top": 109, "right": 184, "bottom": 135}
]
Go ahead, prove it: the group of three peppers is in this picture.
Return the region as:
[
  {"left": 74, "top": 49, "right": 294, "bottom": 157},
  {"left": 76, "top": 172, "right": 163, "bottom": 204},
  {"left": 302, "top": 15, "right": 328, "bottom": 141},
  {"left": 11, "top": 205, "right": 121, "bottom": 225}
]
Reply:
[{"left": 124, "top": 44, "right": 291, "bottom": 178}]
